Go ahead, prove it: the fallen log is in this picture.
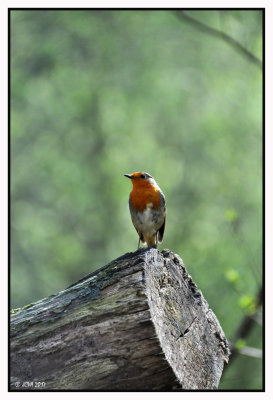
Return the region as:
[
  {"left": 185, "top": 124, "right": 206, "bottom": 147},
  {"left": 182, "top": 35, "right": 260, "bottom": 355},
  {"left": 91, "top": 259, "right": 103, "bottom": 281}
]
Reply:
[{"left": 10, "top": 248, "right": 230, "bottom": 390}]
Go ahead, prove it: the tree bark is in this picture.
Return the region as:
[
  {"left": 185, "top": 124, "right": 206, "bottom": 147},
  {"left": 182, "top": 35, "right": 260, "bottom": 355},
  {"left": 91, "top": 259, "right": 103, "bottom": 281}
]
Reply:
[{"left": 10, "top": 248, "right": 230, "bottom": 391}]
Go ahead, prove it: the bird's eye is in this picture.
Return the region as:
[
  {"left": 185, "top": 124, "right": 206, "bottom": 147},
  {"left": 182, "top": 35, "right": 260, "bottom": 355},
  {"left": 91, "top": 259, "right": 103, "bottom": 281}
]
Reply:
[{"left": 140, "top": 174, "right": 146, "bottom": 179}]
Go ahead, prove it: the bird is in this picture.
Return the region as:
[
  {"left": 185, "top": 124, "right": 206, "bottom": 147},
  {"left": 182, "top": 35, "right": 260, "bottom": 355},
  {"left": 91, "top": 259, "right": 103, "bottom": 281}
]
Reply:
[{"left": 124, "top": 172, "right": 166, "bottom": 249}]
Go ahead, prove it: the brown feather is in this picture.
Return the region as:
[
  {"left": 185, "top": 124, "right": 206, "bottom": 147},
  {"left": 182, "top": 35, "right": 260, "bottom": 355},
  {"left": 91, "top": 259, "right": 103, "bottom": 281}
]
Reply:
[{"left": 158, "top": 215, "right": 166, "bottom": 243}]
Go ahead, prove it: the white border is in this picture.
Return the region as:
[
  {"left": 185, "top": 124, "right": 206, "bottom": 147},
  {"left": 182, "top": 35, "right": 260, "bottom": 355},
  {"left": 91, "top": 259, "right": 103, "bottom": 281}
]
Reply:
[{"left": 2, "top": 2, "right": 272, "bottom": 399}]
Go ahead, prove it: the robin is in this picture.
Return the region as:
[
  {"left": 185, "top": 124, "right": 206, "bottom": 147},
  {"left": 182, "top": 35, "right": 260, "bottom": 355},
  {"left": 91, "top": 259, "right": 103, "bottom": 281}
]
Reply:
[{"left": 124, "top": 172, "right": 166, "bottom": 249}]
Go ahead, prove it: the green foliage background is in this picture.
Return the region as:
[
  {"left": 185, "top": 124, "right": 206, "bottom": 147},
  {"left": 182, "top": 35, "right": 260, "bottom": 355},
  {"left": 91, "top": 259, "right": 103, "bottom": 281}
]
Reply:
[{"left": 10, "top": 10, "right": 263, "bottom": 390}]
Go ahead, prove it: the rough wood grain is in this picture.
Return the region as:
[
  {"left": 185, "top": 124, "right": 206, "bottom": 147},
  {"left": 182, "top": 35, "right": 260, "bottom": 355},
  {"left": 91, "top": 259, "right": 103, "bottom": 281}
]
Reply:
[
  {"left": 10, "top": 248, "right": 229, "bottom": 390},
  {"left": 145, "top": 249, "right": 230, "bottom": 389}
]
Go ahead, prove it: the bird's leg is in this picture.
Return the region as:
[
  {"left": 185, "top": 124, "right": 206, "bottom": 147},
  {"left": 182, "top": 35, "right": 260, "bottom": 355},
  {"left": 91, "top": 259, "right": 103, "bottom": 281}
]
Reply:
[
  {"left": 137, "top": 237, "right": 141, "bottom": 250},
  {"left": 155, "top": 232, "right": 158, "bottom": 249}
]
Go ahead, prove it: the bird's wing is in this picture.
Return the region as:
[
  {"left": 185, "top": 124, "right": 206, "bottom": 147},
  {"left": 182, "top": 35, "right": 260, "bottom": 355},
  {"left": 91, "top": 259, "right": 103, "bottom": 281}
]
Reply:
[
  {"left": 158, "top": 190, "right": 166, "bottom": 243},
  {"left": 158, "top": 215, "right": 166, "bottom": 242}
]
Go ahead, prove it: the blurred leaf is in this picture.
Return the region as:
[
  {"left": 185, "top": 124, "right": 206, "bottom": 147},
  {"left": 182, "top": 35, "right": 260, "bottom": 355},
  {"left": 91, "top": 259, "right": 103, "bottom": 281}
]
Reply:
[
  {"left": 235, "top": 338, "right": 247, "bottom": 350},
  {"left": 225, "top": 268, "right": 240, "bottom": 284},
  {"left": 224, "top": 208, "right": 239, "bottom": 222},
  {"left": 238, "top": 294, "right": 255, "bottom": 310}
]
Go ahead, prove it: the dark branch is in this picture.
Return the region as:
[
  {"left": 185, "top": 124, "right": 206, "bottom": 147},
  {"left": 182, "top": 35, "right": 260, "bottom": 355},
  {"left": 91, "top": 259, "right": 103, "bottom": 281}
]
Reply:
[
  {"left": 223, "top": 287, "right": 263, "bottom": 373},
  {"left": 175, "top": 11, "right": 262, "bottom": 70}
]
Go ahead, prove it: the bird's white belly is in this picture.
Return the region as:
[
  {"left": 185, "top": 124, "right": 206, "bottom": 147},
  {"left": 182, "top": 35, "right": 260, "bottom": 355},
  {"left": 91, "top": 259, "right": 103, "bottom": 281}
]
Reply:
[{"left": 134, "top": 203, "right": 163, "bottom": 235}]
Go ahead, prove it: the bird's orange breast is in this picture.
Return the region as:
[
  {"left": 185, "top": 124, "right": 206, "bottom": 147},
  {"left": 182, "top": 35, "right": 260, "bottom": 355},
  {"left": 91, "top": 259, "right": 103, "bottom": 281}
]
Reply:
[{"left": 130, "top": 183, "right": 161, "bottom": 212}]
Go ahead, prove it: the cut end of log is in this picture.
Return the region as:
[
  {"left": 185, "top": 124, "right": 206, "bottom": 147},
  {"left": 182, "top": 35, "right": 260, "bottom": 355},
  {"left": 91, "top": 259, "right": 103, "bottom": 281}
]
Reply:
[
  {"left": 10, "top": 248, "right": 230, "bottom": 391},
  {"left": 144, "top": 249, "right": 230, "bottom": 389}
]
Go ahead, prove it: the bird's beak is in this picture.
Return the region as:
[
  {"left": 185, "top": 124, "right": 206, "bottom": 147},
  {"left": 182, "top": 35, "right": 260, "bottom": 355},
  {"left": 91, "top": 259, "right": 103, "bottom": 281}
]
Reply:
[{"left": 124, "top": 174, "right": 134, "bottom": 179}]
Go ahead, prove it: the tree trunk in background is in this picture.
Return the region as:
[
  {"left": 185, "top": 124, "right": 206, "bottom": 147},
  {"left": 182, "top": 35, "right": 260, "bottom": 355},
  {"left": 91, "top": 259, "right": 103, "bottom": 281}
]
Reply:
[{"left": 10, "top": 248, "right": 230, "bottom": 391}]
